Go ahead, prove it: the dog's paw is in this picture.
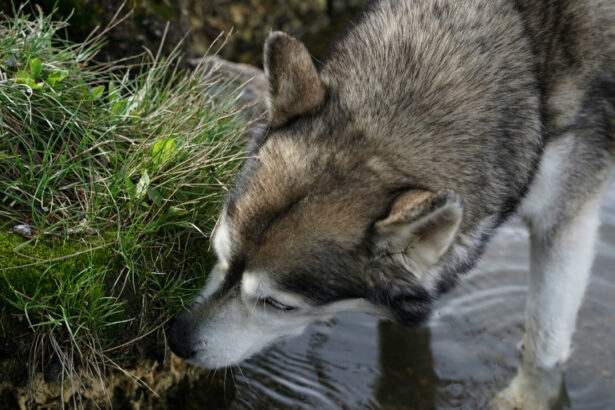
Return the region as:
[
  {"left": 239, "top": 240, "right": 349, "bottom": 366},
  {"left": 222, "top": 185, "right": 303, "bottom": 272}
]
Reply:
[
  {"left": 491, "top": 376, "right": 540, "bottom": 410},
  {"left": 490, "top": 364, "right": 565, "bottom": 410}
]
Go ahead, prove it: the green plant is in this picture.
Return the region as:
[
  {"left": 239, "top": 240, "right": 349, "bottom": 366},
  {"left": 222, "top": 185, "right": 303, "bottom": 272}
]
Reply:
[{"left": 0, "top": 3, "right": 251, "bottom": 404}]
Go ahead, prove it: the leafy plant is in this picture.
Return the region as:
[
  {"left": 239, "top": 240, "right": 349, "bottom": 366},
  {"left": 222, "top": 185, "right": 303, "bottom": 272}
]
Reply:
[{"left": 0, "top": 3, "right": 253, "bottom": 405}]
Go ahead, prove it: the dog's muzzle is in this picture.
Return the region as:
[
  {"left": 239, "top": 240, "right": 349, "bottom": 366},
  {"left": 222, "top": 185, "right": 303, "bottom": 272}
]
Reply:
[{"left": 169, "top": 310, "right": 197, "bottom": 360}]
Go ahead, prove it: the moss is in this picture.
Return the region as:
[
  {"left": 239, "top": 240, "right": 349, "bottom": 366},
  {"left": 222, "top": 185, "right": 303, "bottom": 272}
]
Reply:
[
  {"left": 0, "top": 229, "right": 116, "bottom": 340},
  {"left": 0, "top": 230, "right": 112, "bottom": 297}
]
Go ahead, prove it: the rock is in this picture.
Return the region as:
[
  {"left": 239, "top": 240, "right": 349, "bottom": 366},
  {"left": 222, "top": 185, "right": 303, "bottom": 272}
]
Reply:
[
  {"left": 28, "top": 0, "right": 369, "bottom": 66},
  {"left": 179, "top": 0, "right": 367, "bottom": 64},
  {"left": 10, "top": 224, "right": 33, "bottom": 237}
]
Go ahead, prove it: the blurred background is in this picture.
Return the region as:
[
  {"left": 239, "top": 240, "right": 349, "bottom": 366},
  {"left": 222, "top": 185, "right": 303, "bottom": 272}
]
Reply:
[{"left": 0, "top": 0, "right": 369, "bottom": 65}]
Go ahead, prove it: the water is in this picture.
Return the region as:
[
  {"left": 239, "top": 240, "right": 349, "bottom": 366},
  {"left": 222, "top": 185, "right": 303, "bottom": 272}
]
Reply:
[{"left": 177, "top": 175, "right": 615, "bottom": 409}]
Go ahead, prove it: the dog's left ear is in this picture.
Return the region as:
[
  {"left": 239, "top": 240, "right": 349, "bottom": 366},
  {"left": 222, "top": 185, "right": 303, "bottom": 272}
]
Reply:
[
  {"left": 263, "top": 31, "right": 326, "bottom": 128},
  {"left": 373, "top": 189, "right": 463, "bottom": 274},
  {"left": 366, "top": 190, "right": 463, "bottom": 326}
]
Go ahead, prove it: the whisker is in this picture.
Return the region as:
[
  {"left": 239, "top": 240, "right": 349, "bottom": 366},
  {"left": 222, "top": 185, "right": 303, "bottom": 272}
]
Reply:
[{"left": 223, "top": 367, "right": 227, "bottom": 395}]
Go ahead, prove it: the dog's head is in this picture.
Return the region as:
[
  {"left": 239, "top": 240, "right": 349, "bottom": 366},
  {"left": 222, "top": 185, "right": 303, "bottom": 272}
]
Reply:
[{"left": 169, "top": 33, "right": 463, "bottom": 368}]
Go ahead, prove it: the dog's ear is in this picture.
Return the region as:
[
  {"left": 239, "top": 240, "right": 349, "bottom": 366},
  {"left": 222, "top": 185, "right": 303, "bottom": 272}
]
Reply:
[
  {"left": 374, "top": 189, "right": 463, "bottom": 274},
  {"left": 263, "top": 31, "right": 326, "bottom": 128},
  {"left": 366, "top": 190, "right": 462, "bottom": 326}
]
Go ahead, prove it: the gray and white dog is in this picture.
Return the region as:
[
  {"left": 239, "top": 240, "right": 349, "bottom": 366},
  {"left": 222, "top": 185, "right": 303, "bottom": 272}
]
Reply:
[{"left": 170, "top": 0, "right": 614, "bottom": 407}]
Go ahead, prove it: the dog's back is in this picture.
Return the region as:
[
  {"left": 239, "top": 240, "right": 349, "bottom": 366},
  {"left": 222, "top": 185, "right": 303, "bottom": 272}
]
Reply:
[
  {"left": 515, "top": 0, "right": 615, "bottom": 148},
  {"left": 318, "top": 0, "right": 614, "bottom": 271},
  {"left": 515, "top": 0, "right": 615, "bottom": 84},
  {"left": 320, "top": 0, "right": 542, "bottom": 283},
  {"left": 513, "top": 0, "right": 615, "bottom": 232}
]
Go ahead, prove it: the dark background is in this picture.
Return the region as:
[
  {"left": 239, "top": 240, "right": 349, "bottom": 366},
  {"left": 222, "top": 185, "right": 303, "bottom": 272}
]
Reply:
[{"left": 0, "top": 0, "right": 369, "bottom": 66}]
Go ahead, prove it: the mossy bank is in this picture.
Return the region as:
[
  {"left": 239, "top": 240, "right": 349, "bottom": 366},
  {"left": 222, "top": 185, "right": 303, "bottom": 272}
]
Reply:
[{"left": 0, "top": 5, "right": 260, "bottom": 407}]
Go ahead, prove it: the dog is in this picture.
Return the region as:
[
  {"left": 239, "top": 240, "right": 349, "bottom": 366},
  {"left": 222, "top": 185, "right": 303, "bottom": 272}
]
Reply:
[{"left": 170, "top": 0, "right": 614, "bottom": 406}]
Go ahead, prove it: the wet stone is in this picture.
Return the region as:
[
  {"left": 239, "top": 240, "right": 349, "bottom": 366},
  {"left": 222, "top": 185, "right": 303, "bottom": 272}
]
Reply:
[{"left": 10, "top": 224, "right": 33, "bottom": 237}]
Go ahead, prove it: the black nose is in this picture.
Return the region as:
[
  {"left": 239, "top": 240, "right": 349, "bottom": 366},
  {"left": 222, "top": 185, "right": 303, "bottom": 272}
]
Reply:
[{"left": 169, "top": 311, "right": 197, "bottom": 359}]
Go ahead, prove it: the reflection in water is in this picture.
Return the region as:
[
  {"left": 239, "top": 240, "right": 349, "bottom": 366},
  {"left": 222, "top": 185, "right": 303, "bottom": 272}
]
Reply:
[
  {"left": 375, "top": 324, "right": 436, "bottom": 409},
  {"left": 169, "top": 175, "right": 615, "bottom": 408},
  {"left": 231, "top": 315, "right": 382, "bottom": 408}
]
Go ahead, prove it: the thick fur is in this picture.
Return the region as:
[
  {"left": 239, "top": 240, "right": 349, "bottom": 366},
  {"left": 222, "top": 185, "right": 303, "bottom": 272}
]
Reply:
[{"left": 169, "top": 1, "right": 615, "bottom": 402}]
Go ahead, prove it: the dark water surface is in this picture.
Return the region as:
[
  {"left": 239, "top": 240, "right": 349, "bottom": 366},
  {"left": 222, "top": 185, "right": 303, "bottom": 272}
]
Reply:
[{"left": 179, "top": 176, "right": 615, "bottom": 409}]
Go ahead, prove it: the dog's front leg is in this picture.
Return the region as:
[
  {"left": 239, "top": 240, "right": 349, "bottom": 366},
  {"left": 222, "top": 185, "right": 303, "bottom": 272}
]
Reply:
[
  {"left": 493, "top": 194, "right": 602, "bottom": 409},
  {"left": 522, "top": 194, "right": 602, "bottom": 370},
  {"left": 492, "top": 127, "right": 615, "bottom": 408}
]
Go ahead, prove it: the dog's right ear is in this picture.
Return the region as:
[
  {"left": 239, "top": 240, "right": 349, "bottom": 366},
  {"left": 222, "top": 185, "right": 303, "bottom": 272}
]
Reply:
[
  {"left": 263, "top": 32, "right": 326, "bottom": 128},
  {"left": 373, "top": 189, "right": 463, "bottom": 276},
  {"left": 365, "top": 189, "right": 463, "bottom": 326}
]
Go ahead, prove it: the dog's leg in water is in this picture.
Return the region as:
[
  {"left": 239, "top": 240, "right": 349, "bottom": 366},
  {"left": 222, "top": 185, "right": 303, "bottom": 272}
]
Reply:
[
  {"left": 493, "top": 195, "right": 603, "bottom": 409},
  {"left": 493, "top": 134, "right": 611, "bottom": 409},
  {"left": 522, "top": 195, "right": 602, "bottom": 370}
]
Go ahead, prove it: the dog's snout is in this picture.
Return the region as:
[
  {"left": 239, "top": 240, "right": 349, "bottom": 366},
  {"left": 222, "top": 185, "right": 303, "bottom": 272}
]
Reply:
[{"left": 169, "top": 311, "right": 197, "bottom": 359}]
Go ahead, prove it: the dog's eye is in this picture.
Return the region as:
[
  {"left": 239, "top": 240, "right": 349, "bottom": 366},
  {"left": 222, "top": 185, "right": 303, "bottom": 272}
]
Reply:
[{"left": 263, "top": 297, "right": 296, "bottom": 311}]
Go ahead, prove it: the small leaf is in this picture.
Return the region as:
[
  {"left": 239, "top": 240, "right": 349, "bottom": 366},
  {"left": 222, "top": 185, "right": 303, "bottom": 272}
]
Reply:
[
  {"left": 16, "top": 70, "right": 31, "bottom": 80},
  {"left": 108, "top": 81, "right": 121, "bottom": 103},
  {"left": 135, "top": 170, "right": 150, "bottom": 201},
  {"left": 151, "top": 138, "right": 177, "bottom": 165},
  {"left": 46, "top": 70, "right": 68, "bottom": 87},
  {"left": 16, "top": 74, "right": 42, "bottom": 89},
  {"left": 124, "top": 178, "right": 136, "bottom": 200},
  {"left": 148, "top": 188, "right": 163, "bottom": 207},
  {"left": 29, "top": 58, "right": 42, "bottom": 79},
  {"left": 112, "top": 99, "right": 127, "bottom": 116},
  {"left": 167, "top": 206, "right": 187, "bottom": 217},
  {"left": 90, "top": 85, "right": 105, "bottom": 100}
]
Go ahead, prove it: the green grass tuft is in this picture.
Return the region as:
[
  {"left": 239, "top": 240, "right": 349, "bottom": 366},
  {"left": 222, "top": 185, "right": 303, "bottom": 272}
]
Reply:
[{"left": 0, "top": 3, "right": 251, "bottom": 398}]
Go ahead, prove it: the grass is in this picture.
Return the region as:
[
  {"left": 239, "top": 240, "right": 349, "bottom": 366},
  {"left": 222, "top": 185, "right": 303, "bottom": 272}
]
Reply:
[{"left": 0, "top": 3, "right": 252, "bottom": 404}]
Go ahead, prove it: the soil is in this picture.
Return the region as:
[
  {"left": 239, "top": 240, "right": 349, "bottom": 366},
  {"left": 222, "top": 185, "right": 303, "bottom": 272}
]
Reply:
[{"left": 0, "top": 355, "right": 233, "bottom": 409}]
